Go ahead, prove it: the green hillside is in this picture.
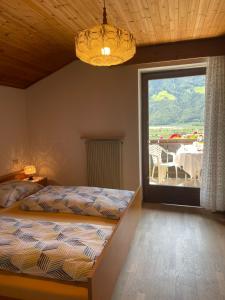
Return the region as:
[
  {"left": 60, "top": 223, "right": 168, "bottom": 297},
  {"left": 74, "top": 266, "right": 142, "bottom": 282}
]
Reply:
[{"left": 148, "top": 75, "right": 205, "bottom": 126}]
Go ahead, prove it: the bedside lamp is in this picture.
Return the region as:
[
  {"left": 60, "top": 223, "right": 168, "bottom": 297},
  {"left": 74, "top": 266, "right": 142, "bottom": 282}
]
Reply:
[{"left": 24, "top": 165, "right": 36, "bottom": 180}]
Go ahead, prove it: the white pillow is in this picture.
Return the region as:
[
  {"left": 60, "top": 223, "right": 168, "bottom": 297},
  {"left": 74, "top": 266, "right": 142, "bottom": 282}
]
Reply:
[{"left": 0, "top": 180, "right": 43, "bottom": 208}]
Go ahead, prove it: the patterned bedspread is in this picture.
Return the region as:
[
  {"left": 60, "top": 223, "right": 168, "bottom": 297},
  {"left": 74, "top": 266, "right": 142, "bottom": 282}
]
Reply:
[
  {"left": 21, "top": 186, "right": 134, "bottom": 219},
  {"left": 0, "top": 216, "right": 112, "bottom": 282}
]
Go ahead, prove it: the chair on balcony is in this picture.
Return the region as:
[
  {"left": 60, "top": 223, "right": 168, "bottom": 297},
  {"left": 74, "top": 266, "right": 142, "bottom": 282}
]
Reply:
[{"left": 149, "top": 144, "right": 178, "bottom": 182}]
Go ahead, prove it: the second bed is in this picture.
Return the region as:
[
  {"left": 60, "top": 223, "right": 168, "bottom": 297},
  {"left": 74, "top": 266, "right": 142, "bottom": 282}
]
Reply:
[{"left": 0, "top": 175, "right": 141, "bottom": 300}]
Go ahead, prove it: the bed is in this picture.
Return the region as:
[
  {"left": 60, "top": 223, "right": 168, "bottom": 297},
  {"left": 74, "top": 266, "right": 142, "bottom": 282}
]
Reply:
[{"left": 0, "top": 171, "right": 142, "bottom": 300}]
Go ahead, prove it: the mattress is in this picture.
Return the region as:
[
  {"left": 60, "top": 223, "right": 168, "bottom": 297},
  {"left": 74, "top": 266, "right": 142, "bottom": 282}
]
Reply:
[
  {"left": 0, "top": 216, "right": 113, "bottom": 282},
  {"left": 21, "top": 185, "right": 134, "bottom": 219},
  {"left": 1, "top": 201, "right": 117, "bottom": 226},
  {"left": 0, "top": 202, "right": 117, "bottom": 300}
]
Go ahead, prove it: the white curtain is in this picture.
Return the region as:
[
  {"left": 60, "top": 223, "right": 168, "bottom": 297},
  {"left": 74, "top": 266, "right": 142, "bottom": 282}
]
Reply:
[{"left": 200, "top": 56, "right": 225, "bottom": 211}]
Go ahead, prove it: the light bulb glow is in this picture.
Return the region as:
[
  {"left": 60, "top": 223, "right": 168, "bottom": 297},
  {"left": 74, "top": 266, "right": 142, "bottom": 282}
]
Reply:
[
  {"left": 24, "top": 165, "right": 36, "bottom": 175},
  {"left": 101, "top": 47, "right": 111, "bottom": 56}
]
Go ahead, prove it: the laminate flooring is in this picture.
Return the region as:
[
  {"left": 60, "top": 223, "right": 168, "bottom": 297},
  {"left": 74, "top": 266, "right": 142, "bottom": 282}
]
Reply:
[{"left": 112, "top": 203, "right": 225, "bottom": 300}]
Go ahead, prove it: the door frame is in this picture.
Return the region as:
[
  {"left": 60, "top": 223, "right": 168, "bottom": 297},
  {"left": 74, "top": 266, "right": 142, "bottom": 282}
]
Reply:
[{"left": 141, "top": 67, "right": 206, "bottom": 205}]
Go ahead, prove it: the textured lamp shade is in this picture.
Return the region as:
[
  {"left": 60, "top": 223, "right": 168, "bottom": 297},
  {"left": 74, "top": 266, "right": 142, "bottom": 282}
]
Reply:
[
  {"left": 75, "top": 24, "right": 136, "bottom": 66},
  {"left": 24, "top": 165, "right": 36, "bottom": 176}
]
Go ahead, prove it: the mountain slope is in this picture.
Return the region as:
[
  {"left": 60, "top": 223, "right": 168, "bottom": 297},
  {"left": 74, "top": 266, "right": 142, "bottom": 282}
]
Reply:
[{"left": 148, "top": 75, "right": 205, "bottom": 126}]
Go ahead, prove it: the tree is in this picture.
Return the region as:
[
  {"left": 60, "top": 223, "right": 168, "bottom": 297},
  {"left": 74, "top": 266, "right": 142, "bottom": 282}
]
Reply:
[
  {"left": 194, "top": 86, "right": 205, "bottom": 94},
  {"left": 152, "top": 90, "right": 176, "bottom": 101}
]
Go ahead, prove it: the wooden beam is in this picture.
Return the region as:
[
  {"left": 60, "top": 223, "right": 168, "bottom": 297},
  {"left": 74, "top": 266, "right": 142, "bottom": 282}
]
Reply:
[{"left": 127, "top": 36, "right": 225, "bottom": 65}]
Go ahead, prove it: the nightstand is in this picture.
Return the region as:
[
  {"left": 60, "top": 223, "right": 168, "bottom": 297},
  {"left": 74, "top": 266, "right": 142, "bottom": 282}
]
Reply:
[{"left": 23, "top": 176, "right": 47, "bottom": 186}]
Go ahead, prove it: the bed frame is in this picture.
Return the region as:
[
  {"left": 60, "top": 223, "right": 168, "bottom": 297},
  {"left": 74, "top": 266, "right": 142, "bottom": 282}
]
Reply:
[
  {"left": 0, "top": 170, "right": 27, "bottom": 183},
  {"left": 0, "top": 171, "right": 142, "bottom": 300}
]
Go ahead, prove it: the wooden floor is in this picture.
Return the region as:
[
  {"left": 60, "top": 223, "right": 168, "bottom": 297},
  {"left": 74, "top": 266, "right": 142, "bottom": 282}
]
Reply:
[{"left": 112, "top": 203, "right": 225, "bottom": 300}]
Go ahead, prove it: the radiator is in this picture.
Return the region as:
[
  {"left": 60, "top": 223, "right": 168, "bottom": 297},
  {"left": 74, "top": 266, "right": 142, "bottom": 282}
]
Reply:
[{"left": 86, "top": 139, "right": 123, "bottom": 189}]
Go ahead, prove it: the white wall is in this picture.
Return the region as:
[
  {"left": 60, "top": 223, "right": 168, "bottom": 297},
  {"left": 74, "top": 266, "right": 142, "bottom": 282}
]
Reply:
[
  {"left": 1, "top": 58, "right": 203, "bottom": 188},
  {"left": 26, "top": 61, "right": 140, "bottom": 189},
  {"left": 0, "top": 86, "right": 28, "bottom": 176}
]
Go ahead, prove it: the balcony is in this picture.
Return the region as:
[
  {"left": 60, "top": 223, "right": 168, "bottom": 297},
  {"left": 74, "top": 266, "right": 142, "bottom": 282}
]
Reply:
[{"left": 149, "top": 138, "right": 203, "bottom": 188}]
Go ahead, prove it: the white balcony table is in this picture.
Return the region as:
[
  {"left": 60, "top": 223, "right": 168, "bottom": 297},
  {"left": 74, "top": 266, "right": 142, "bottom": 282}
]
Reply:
[{"left": 175, "top": 144, "right": 203, "bottom": 179}]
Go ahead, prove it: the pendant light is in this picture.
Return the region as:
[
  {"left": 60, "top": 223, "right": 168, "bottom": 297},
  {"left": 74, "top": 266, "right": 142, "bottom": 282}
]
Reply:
[{"left": 75, "top": 1, "right": 136, "bottom": 66}]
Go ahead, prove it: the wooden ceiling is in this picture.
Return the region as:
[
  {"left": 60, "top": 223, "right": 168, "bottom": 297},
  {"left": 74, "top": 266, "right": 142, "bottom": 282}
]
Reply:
[{"left": 0, "top": 0, "right": 225, "bottom": 89}]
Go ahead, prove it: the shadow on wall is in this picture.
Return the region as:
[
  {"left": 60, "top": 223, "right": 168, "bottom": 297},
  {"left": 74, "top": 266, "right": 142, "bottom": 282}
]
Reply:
[
  {"left": 29, "top": 136, "right": 86, "bottom": 185},
  {"left": 31, "top": 140, "right": 65, "bottom": 185},
  {"left": 0, "top": 145, "right": 29, "bottom": 176}
]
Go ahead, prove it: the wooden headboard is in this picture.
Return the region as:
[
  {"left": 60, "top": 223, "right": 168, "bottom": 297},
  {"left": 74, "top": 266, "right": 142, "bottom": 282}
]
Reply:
[{"left": 0, "top": 170, "right": 27, "bottom": 183}]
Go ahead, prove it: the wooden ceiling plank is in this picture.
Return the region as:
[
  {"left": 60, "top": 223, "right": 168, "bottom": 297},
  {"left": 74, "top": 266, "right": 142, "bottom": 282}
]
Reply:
[
  {"left": 145, "top": 0, "right": 164, "bottom": 42},
  {"left": 107, "top": 1, "right": 128, "bottom": 28},
  {"left": 35, "top": 0, "right": 88, "bottom": 32},
  {"left": 157, "top": 0, "right": 171, "bottom": 41},
  {"left": 0, "top": 14, "right": 70, "bottom": 56},
  {"left": 0, "top": 55, "right": 74, "bottom": 89},
  {"left": 22, "top": 0, "right": 76, "bottom": 40},
  {"left": 66, "top": 0, "right": 104, "bottom": 29},
  {"left": 208, "top": 0, "right": 224, "bottom": 35},
  {"left": 0, "top": 64, "right": 41, "bottom": 82},
  {"left": 111, "top": 1, "right": 138, "bottom": 39},
  {"left": 178, "top": 0, "right": 190, "bottom": 40},
  {"left": 193, "top": 0, "right": 211, "bottom": 37},
  {"left": 0, "top": 77, "right": 28, "bottom": 89},
  {"left": 139, "top": 0, "right": 158, "bottom": 43},
  {"left": 0, "top": 0, "right": 73, "bottom": 47},
  {"left": 107, "top": 0, "right": 133, "bottom": 31},
  {"left": 0, "top": 0, "right": 225, "bottom": 88},
  {"left": 217, "top": 12, "right": 225, "bottom": 36},
  {"left": 168, "top": 0, "right": 178, "bottom": 41},
  {"left": 123, "top": 0, "right": 142, "bottom": 41},
  {"left": 127, "top": 0, "right": 147, "bottom": 43},
  {"left": 206, "top": 0, "right": 225, "bottom": 36},
  {"left": 1, "top": 55, "right": 47, "bottom": 76},
  {"left": 0, "top": 37, "right": 71, "bottom": 71},
  {"left": 0, "top": 35, "right": 74, "bottom": 72},
  {"left": 0, "top": 1, "right": 76, "bottom": 73},
  {"left": 187, "top": 0, "right": 200, "bottom": 39}
]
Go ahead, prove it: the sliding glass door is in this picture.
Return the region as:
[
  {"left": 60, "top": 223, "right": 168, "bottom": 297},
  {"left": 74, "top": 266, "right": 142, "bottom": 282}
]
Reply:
[{"left": 142, "top": 67, "right": 206, "bottom": 205}]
